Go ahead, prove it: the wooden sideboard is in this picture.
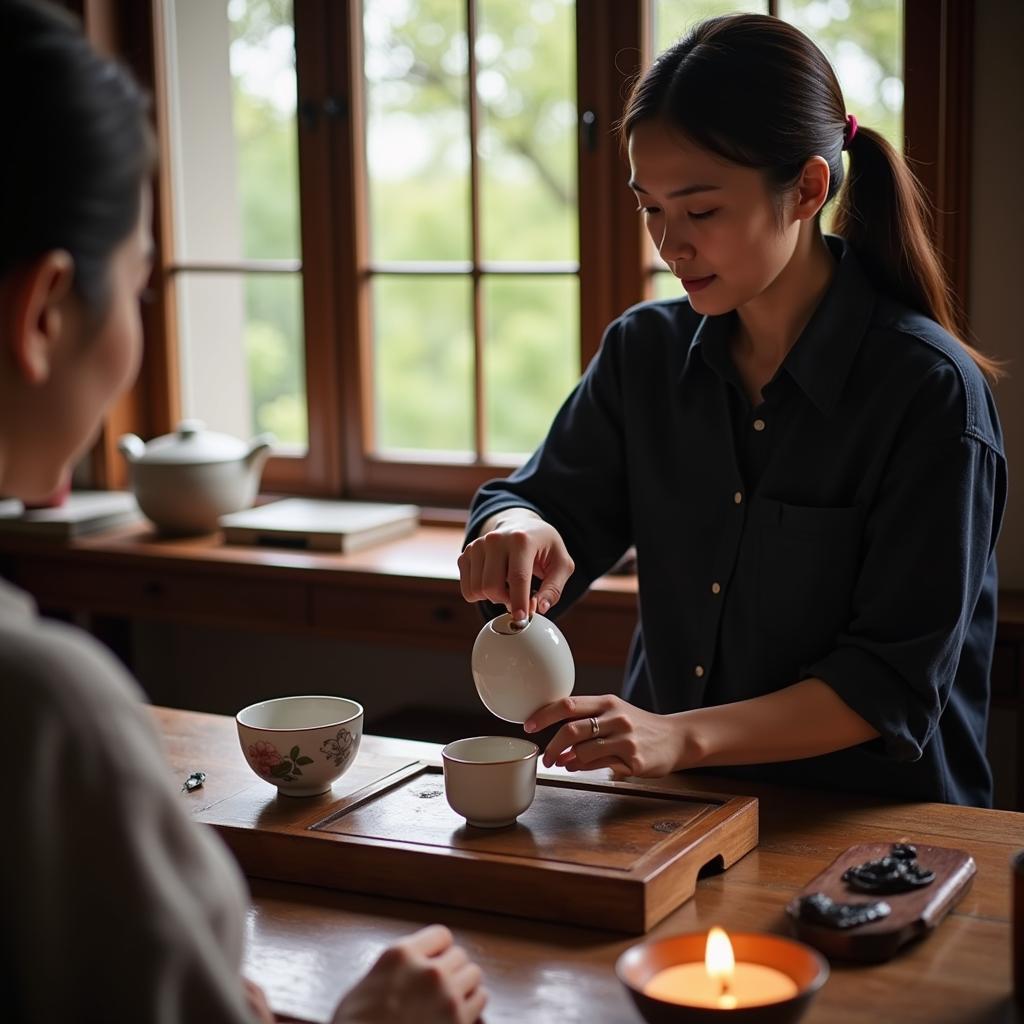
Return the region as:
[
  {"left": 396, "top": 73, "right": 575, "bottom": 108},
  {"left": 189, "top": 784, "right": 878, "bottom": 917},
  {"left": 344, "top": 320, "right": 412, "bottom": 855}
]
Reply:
[
  {"left": 1, "top": 523, "right": 1021, "bottom": 806},
  {"left": 0, "top": 522, "right": 636, "bottom": 664},
  {"left": 994, "top": 592, "right": 1024, "bottom": 807}
]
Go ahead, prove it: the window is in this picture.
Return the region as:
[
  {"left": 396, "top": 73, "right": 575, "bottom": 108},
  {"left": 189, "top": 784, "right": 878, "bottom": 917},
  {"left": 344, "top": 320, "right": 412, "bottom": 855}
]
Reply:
[
  {"left": 165, "top": 0, "right": 307, "bottom": 453},
  {"left": 73, "top": 0, "right": 970, "bottom": 508},
  {"left": 362, "top": 0, "right": 580, "bottom": 462}
]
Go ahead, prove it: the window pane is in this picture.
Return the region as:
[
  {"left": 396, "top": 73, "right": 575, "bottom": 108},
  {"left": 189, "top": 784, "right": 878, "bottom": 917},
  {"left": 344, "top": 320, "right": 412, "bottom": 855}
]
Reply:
[
  {"left": 363, "top": 0, "right": 471, "bottom": 262},
  {"left": 176, "top": 272, "right": 307, "bottom": 447},
  {"left": 165, "top": 0, "right": 300, "bottom": 261},
  {"left": 373, "top": 276, "right": 474, "bottom": 454},
  {"left": 778, "top": 0, "right": 903, "bottom": 152},
  {"left": 483, "top": 276, "right": 579, "bottom": 457},
  {"left": 654, "top": 1, "right": 766, "bottom": 55},
  {"left": 478, "top": 0, "right": 578, "bottom": 261}
]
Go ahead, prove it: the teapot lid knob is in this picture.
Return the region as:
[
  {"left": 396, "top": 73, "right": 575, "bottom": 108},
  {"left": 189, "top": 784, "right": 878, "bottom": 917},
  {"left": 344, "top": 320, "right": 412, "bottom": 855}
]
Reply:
[
  {"left": 491, "top": 613, "right": 533, "bottom": 635},
  {"left": 176, "top": 419, "right": 205, "bottom": 439}
]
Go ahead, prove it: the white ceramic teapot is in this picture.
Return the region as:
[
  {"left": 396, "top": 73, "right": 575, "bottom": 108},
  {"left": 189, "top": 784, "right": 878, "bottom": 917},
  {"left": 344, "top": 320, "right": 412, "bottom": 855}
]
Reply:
[
  {"left": 471, "top": 612, "right": 576, "bottom": 724},
  {"left": 118, "top": 419, "right": 274, "bottom": 535}
]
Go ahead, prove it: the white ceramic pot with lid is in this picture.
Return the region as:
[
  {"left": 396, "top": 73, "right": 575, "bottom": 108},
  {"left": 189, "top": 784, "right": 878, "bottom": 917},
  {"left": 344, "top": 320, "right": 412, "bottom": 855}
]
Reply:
[
  {"left": 471, "top": 612, "right": 576, "bottom": 724},
  {"left": 118, "top": 419, "right": 274, "bottom": 535}
]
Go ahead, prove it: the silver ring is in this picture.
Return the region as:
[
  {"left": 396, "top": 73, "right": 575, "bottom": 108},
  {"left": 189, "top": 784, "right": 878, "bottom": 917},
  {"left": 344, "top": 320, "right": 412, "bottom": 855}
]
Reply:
[{"left": 589, "top": 716, "right": 600, "bottom": 737}]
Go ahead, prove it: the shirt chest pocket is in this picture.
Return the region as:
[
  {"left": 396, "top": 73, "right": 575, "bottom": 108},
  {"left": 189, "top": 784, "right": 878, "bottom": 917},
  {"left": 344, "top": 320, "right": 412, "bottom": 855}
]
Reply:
[{"left": 757, "top": 501, "right": 863, "bottom": 660}]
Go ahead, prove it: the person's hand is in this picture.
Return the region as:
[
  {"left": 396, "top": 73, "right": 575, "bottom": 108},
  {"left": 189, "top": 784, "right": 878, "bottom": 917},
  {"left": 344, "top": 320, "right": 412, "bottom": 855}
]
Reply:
[
  {"left": 242, "top": 978, "right": 275, "bottom": 1024},
  {"left": 526, "top": 695, "right": 688, "bottom": 778},
  {"left": 459, "top": 512, "right": 574, "bottom": 620},
  {"left": 332, "top": 924, "right": 487, "bottom": 1024}
]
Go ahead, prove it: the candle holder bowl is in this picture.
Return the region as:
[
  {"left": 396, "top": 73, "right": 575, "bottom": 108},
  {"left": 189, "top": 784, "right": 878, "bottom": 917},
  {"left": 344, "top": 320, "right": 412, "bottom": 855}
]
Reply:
[{"left": 616, "top": 932, "right": 829, "bottom": 1024}]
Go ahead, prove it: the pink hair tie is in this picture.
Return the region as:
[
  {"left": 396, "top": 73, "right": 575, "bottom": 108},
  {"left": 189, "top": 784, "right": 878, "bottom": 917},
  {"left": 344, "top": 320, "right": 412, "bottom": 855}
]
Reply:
[{"left": 843, "top": 113, "right": 858, "bottom": 150}]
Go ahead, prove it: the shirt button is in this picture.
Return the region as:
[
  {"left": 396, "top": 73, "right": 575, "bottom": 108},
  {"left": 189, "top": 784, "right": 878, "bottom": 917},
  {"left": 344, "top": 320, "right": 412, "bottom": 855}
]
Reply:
[
  {"left": 733, "top": 491, "right": 743, "bottom": 504},
  {"left": 711, "top": 582, "right": 721, "bottom": 594},
  {"left": 753, "top": 418, "right": 766, "bottom": 432},
  {"left": 694, "top": 665, "right": 705, "bottom": 678}
]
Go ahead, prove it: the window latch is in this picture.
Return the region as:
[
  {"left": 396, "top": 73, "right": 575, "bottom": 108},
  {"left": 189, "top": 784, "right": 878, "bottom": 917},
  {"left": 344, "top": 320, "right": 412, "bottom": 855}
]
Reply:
[
  {"left": 580, "top": 109, "right": 598, "bottom": 152},
  {"left": 300, "top": 96, "right": 349, "bottom": 130}
]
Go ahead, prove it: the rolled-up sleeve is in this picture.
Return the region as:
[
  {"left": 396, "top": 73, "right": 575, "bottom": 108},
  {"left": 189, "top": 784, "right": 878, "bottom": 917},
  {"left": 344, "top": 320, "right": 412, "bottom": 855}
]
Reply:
[
  {"left": 807, "top": 364, "right": 1006, "bottom": 761},
  {"left": 466, "top": 320, "right": 633, "bottom": 608}
]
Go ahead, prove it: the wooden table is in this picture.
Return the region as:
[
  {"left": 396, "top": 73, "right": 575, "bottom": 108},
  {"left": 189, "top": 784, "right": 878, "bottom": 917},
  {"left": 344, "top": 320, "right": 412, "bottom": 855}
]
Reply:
[{"left": 156, "top": 707, "right": 1023, "bottom": 1024}]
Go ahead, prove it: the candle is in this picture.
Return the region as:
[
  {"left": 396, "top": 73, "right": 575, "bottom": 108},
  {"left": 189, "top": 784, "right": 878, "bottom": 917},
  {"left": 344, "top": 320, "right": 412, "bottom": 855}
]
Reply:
[{"left": 644, "top": 927, "right": 799, "bottom": 1009}]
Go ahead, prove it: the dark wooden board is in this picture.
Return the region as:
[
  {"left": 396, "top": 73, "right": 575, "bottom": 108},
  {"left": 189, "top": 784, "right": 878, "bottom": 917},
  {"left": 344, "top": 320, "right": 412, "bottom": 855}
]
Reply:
[
  {"left": 314, "top": 766, "right": 721, "bottom": 867},
  {"left": 785, "top": 842, "right": 975, "bottom": 962},
  {"left": 198, "top": 760, "right": 758, "bottom": 933}
]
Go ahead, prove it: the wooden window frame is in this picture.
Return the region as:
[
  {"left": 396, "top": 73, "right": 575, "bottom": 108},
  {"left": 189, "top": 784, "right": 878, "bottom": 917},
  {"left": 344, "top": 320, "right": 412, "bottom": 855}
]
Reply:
[
  {"left": 904, "top": 0, "right": 974, "bottom": 334},
  {"left": 72, "top": 0, "right": 973, "bottom": 506},
  {"left": 335, "top": 0, "right": 642, "bottom": 505}
]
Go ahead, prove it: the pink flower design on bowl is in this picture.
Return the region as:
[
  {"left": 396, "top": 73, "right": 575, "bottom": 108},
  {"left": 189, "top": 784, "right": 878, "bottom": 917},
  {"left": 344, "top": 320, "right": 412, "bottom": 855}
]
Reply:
[{"left": 247, "top": 740, "right": 282, "bottom": 777}]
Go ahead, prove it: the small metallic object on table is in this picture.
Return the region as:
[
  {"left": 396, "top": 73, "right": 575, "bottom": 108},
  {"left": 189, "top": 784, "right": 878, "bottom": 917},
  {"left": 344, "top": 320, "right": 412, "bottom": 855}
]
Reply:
[{"left": 182, "top": 770, "right": 207, "bottom": 793}]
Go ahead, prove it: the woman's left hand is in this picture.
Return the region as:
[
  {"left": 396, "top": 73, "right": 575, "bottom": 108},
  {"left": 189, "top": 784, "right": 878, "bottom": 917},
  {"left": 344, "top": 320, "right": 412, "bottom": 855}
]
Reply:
[{"left": 525, "top": 695, "right": 687, "bottom": 778}]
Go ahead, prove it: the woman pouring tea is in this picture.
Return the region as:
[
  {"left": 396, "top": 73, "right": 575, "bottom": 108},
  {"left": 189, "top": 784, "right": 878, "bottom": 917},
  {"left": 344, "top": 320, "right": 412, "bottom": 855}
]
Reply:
[{"left": 459, "top": 14, "right": 1006, "bottom": 807}]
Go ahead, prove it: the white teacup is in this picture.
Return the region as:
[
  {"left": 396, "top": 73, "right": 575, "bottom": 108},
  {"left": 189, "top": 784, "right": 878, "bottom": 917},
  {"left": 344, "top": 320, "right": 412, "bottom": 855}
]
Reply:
[
  {"left": 442, "top": 736, "right": 539, "bottom": 828},
  {"left": 471, "top": 612, "right": 575, "bottom": 724},
  {"left": 237, "top": 695, "right": 363, "bottom": 797}
]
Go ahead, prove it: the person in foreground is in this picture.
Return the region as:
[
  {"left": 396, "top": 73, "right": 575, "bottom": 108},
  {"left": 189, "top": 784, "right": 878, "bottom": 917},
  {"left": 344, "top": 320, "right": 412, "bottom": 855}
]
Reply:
[
  {"left": 0, "top": 3, "right": 486, "bottom": 1021},
  {"left": 460, "top": 14, "right": 1006, "bottom": 807}
]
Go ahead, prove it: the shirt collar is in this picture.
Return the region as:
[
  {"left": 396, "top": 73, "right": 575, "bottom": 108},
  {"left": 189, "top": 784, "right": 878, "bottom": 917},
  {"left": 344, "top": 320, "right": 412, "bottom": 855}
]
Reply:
[{"left": 693, "top": 236, "right": 876, "bottom": 417}]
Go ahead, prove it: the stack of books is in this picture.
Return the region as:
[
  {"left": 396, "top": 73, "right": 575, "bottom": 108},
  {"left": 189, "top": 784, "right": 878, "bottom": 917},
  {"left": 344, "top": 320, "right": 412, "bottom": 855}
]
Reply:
[
  {"left": 219, "top": 498, "right": 420, "bottom": 553},
  {"left": 0, "top": 491, "right": 141, "bottom": 539}
]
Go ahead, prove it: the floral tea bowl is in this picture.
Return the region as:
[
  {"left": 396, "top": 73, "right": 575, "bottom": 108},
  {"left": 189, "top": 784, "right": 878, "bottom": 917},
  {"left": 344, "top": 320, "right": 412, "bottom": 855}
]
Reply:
[{"left": 236, "top": 695, "right": 363, "bottom": 797}]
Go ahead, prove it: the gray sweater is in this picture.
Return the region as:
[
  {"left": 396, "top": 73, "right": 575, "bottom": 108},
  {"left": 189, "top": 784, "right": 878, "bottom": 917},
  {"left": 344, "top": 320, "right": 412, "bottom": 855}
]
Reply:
[{"left": 0, "top": 577, "right": 254, "bottom": 1022}]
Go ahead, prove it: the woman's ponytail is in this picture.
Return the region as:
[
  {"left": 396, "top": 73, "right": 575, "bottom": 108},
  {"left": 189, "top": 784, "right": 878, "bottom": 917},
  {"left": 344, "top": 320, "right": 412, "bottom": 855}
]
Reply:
[{"left": 834, "top": 127, "right": 1003, "bottom": 382}]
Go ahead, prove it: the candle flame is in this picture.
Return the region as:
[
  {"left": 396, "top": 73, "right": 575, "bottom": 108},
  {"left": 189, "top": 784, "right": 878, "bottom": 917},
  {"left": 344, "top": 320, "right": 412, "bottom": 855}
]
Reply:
[{"left": 705, "top": 926, "right": 735, "bottom": 984}]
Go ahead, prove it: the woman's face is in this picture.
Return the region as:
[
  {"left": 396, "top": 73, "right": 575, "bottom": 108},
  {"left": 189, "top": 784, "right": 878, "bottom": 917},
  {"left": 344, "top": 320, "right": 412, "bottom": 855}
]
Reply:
[
  {"left": 627, "top": 119, "right": 802, "bottom": 316},
  {"left": 1, "top": 187, "right": 153, "bottom": 501}
]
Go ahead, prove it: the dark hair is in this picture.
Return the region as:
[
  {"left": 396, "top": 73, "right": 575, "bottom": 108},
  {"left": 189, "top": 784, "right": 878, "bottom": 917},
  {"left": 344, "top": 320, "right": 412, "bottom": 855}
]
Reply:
[
  {"left": 620, "top": 14, "right": 1001, "bottom": 382},
  {"left": 0, "top": 0, "right": 153, "bottom": 313}
]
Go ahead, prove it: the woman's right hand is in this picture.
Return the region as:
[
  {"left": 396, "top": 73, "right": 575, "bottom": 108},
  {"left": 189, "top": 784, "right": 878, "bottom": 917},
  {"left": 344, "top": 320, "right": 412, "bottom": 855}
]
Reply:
[
  {"left": 331, "top": 925, "right": 487, "bottom": 1024},
  {"left": 458, "top": 510, "right": 574, "bottom": 620}
]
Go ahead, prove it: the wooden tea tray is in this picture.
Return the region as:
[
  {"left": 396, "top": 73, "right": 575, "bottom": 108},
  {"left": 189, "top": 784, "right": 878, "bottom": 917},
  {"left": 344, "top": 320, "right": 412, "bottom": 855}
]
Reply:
[
  {"left": 194, "top": 758, "right": 757, "bottom": 933},
  {"left": 785, "top": 842, "right": 975, "bottom": 962}
]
